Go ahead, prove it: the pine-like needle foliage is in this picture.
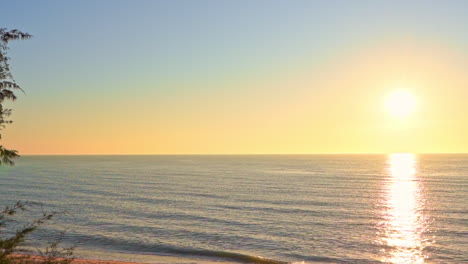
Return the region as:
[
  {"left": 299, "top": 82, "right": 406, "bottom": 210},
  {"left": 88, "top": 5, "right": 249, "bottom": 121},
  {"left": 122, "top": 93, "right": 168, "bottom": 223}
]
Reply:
[
  {"left": 0, "top": 28, "right": 30, "bottom": 165},
  {"left": 0, "top": 28, "right": 75, "bottom": 264},
  {"left": 0, "top": 202, "right": 75, "bottom": 264}
]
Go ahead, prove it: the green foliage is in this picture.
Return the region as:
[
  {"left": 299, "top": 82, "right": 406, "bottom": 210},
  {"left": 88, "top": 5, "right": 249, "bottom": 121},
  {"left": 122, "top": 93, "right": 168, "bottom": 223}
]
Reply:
[
  {"left": 0, "top": 28, "right": 75, "bottom": 264},
  {"left": 0, "top": 146, "right": 19, "bottom": 166},
  {"left": 0, "top": 202, "right": 75, "bottom": 264},
  {"left": 0, "top": 28, "right": 30, "bottom": 165}
]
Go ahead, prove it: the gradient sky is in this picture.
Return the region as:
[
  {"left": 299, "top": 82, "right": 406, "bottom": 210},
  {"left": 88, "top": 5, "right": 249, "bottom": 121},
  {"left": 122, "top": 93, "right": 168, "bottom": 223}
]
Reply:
[{"left": 2, "top": 0, "right": 468, "bottom": 154}]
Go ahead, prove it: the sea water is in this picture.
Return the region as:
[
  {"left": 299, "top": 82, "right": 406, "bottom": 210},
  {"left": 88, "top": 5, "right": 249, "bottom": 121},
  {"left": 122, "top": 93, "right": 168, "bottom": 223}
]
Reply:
[{"left": 0, "top": 154, "right": 466, "bottom": 263}]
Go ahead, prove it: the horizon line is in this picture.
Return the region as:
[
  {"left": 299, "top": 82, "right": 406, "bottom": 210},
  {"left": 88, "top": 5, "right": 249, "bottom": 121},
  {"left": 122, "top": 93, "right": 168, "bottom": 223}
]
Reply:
[{"left": 18, "top": 152, "right": 468, "bottom": 156}]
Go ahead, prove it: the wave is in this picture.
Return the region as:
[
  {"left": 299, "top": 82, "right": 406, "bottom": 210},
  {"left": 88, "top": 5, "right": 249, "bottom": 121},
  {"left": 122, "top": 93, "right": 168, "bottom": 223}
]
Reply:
[
  {"left": 63, "top": 233, "right": 382, "bottom": 264},
  {"left": 45, "top": 232, "right": 287, "bottom": 264},
  {"left": 161, "top": 249, "right": 288, "bottom": 264}
]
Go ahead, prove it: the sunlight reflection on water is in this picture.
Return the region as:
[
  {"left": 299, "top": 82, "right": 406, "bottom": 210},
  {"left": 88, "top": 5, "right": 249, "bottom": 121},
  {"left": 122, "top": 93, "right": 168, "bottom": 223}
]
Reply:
[{"left": 379, "top": 153, "right": 431, "bottom": 264}]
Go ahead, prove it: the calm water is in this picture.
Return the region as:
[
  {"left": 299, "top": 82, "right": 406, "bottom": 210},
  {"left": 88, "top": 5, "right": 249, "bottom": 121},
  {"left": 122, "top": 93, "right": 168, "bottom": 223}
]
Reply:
[{"left": 0, "top": 155, "right": 467, "bottom": 264}]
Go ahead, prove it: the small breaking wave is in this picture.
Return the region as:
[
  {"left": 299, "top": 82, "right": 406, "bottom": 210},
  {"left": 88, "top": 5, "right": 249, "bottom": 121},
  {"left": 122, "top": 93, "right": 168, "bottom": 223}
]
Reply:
[{"left": 165, "top": 249, "right": 288, "bottom": 264}]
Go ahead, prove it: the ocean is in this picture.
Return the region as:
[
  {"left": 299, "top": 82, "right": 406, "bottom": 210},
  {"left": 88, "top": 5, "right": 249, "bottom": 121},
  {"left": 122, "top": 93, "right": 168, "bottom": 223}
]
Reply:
[{"left": 0, "top": 154, "right": 466, "bottom": 264}]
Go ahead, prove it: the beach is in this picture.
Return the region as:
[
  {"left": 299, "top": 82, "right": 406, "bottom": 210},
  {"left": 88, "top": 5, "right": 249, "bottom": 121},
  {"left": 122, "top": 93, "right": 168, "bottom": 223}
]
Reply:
[{"left": 12, "top": 255, "right": 144, "bottom": 264}]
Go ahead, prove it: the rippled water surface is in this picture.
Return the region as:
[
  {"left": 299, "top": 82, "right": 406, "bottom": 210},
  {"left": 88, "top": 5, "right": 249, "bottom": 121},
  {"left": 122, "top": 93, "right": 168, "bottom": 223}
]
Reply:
[{"left": 0, "top": 155, "right": 467, "bottom": 263}]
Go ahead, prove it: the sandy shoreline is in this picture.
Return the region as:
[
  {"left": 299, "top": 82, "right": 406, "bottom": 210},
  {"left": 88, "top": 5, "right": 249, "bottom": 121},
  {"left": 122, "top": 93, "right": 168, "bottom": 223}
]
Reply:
[
  {"left": 11, "top": 252, "right": 238, "bottom": 264},
  {"left": 11, "top": 254, "right": 145, "bottom": 264}
]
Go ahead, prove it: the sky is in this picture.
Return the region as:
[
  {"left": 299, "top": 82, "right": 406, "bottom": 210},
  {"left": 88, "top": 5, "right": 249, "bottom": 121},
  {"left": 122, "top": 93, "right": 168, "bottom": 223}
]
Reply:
[{"left": 2, "top": 0, "right": 468, "bottom": 154}]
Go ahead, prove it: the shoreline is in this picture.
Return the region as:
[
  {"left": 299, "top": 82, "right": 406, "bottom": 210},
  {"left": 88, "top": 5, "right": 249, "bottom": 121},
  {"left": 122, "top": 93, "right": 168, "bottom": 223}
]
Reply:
[
  {"left": 11, "top": 250, "right": 288, "bottom": 264},
  {"left": 12, "top": 255, "right": 145, "bottom": 264},
  {"left": 11, "top": 251, "right": 245, "bottom": 264}
]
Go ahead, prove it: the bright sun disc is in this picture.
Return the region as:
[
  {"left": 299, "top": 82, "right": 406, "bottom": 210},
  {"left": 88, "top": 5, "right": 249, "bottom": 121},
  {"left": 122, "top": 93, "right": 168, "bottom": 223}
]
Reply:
[{"left": 385, "top": 90, "right": 416, "bottom": 117}]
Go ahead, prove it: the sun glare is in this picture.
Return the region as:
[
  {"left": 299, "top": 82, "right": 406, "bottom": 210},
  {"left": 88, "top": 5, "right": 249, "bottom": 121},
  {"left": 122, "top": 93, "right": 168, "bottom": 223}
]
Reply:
[
  {"left": 379, "top": 153, "right": 430, "bottom": 263},
  {"left": 385, "top": 90, "right": 416, "bottom": 117}
]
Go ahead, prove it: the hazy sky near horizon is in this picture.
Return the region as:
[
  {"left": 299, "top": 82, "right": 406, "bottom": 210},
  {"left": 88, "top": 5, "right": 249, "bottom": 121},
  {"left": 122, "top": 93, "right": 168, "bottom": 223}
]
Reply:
[{"left": 2, "top": 0, "right": 468, "bottom": 154}]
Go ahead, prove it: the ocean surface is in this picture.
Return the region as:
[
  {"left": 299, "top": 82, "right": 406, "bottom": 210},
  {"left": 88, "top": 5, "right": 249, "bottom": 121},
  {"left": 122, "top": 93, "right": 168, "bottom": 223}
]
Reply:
[{"left": 0, "top": 154, "right": 467, "bottom": 264}]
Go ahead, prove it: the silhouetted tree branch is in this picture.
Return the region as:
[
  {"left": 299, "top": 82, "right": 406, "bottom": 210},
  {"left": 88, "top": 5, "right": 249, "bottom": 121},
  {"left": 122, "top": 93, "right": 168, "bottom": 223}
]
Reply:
[
  {"left": 0, "top": 28, "right": 74, "bottom": 264},
  {"left": 0, "top": 28, "right": 30, "bottom": 165}
]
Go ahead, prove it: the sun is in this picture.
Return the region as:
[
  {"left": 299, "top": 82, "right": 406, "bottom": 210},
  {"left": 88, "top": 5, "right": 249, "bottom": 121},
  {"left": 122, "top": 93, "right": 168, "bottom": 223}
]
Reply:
[{"left": 385, "top": 90, "right": 416, "bottom": 117}]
